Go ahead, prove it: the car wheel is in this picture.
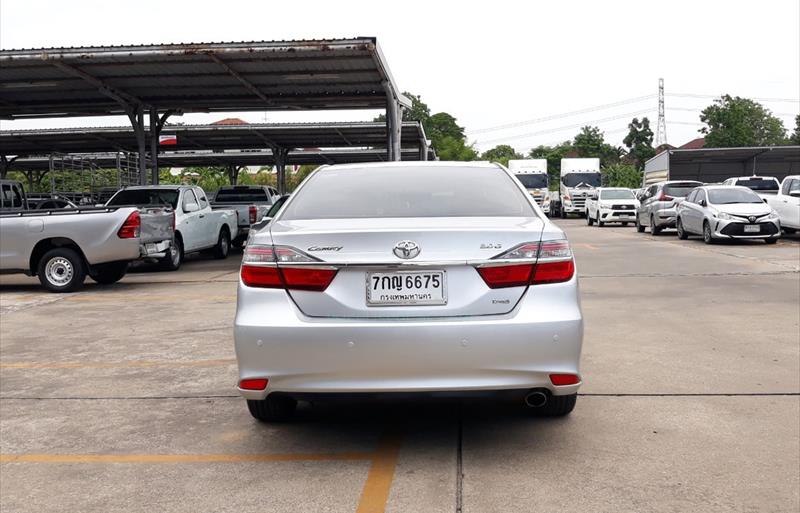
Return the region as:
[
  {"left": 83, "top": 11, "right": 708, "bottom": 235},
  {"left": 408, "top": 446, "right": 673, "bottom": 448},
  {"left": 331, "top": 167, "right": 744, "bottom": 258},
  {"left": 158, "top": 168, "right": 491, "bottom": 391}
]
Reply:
[
  {"left": 586, "top": 211, "right": 594, "bottom": 226},
  {"left": 597, "top": 213, "right": 604, "bottom": 227},
  {"left": 650, "top": 216, "right": 662, "bottom": 235},
  {"left": 213, "top": 229, "right": 230, "bottom": 259},
  {"left": 560, "top": 208, "right": 566, "bottom": 219},
  {"left": 703, "top": 221, "right": 715, "bottom": 244},
  {"left": 247, "top": 395, "right": 297, "bottom": 422},
  {"left": 622, "top": 222, "right": 629, "bottom": 227},
  {"left": 533, "top": 393, "right": 577, "bottom": 417},
  {"left": 89, "top": 261, "right": 128, "bottom": 285},
  {"left": 783, "top": 228, "right": 796, "bottom": 234},
  {"left": 37, "top": 247, "right": 86, "bottom": 293},
  {"left": 159, "top": 237, "right": 183, "bottom": 271},
  {"left": 636, "top": 215, "right": 645, "bottom": 233},
  {"left": 676, "top": 218, "right": 689, "bottom": 240},
  {"left": 764, "top": 238, "right": 778, "bottom": 244}
]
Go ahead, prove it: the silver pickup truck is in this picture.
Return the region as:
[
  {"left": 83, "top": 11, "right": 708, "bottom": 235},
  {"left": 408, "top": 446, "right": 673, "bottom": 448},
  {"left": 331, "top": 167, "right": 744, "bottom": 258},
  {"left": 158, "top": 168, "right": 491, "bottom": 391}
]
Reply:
[
  {"left": 0, "top": 180, "right": 173, "bottom": 292},
  {"left": 211, "top": 185, "right": 278, "bottom": 247}
]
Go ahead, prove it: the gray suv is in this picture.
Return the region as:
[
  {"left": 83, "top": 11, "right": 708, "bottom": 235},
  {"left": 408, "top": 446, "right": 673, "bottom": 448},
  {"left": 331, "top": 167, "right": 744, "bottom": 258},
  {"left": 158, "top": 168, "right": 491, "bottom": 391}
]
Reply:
[{"left": 636, "top": 181, "right": 702, "bottom": 235}]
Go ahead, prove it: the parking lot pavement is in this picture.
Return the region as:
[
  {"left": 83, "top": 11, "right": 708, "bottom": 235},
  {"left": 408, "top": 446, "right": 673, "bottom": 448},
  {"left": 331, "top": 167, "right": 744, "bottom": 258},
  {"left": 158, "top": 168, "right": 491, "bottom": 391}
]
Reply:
[{"left": 1, "top": 224, "right": 798, "bottom": 512}]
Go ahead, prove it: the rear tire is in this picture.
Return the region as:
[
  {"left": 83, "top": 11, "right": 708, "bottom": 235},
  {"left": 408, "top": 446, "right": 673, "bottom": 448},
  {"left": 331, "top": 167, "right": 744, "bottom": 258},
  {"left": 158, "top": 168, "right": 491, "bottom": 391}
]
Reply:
[
  {"left": 159, "top": 236, "right": 183, "bottom": 271},
  {"left": 560, "top": 208, "right": 567, "bottom": 219},
  {"left": 764, "top": 237, "right": 778, "bottom": 244},
  {"left": 247, "top": 395, "right": 297, "bottom": 422},
  {"left": 597, "top": 213, "right": 604, "bottom": 227},
  {"left": 677, "top": 218, "right": 689, "bottom": 240},
  {"left": 535, "top": 393, "right": 577, "bottom": 417},
  {"left": 37, "top": 247, "right": 86, "bottom": 293},
  {"left": 89, "top": 261, "right": 128, "bottom": 285},
  {"left": 213, "top": 229, "right": 230, "bottom": 259},
  {"left": 622, "top": 222, "right": 629, "bottom": 227},
  {"left": 650, "top": 216, "right": 662, "bottom": 235},
  {"left": 636, "top": 215, "right": 645, "bottom": 233},
  {"left": 586, "top": 211, "right": 594, "bottom": 226}
]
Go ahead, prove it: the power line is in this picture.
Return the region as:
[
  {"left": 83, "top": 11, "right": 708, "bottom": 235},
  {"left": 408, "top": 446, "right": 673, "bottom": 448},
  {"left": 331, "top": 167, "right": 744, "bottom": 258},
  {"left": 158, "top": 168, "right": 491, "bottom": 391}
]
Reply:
[
  {"left": 467, "top": 94, "right": 656, "bottom": 135},
  {"left": 667, "top": 93, "right": 800, "bottom": 103},
  {"left": 476, "top": 108, "right": 653, "bottom": 146}
]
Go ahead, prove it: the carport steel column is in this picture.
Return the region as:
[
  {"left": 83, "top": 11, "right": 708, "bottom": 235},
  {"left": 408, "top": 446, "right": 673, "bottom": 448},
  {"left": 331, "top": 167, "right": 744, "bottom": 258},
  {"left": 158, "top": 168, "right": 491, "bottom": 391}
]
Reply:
[
  {"left": 275, "top": 147, "right": 290, "bottom": 195},
  {"left": 126, "top": 105, "right": 147, "bottom": 185},
  {"left": 382, "top": 81, "right": 402, "bottom": 161}
]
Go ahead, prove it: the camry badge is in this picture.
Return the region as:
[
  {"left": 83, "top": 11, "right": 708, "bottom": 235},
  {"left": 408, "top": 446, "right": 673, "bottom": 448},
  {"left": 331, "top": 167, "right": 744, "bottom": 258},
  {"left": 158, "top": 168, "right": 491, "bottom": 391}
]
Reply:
[{"left": 393, "top": 240, "right": 420, "bottom": 259}]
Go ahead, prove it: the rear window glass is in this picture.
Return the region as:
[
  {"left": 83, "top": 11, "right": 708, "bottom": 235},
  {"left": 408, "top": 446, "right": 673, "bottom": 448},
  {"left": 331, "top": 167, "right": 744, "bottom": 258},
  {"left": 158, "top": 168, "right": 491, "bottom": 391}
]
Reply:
[
  {"left": 664, "top": 183, "right": 701, "bottom": 197},
  {"left": 734, "top": 178, "right": 779, "bottom": 191},
  {"left": 515, "top": 174, "right": 548, "bottom": 189},
  {"left": 215, "top": 189, "right": 271, "bottom": 203},
  {"left": 280, "top": 166, "right": 536, "bottom": 220},
  {"left": 107, "top": 189, "right": 179, "bottom": 208}
]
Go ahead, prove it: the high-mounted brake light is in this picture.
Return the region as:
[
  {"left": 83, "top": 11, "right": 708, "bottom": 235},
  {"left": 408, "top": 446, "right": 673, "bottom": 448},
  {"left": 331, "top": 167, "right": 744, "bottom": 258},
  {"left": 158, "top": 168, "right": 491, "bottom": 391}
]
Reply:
[
  {"left": 240, "top": 245, "right": 337, "bottom": 291},
  {"left": 476, "top": 240, "right": 574, "bottom": 288},
  {"left": 117, "top": 211, "right": 141, "bottom": 239},
  {"left": 249, "top": 205, "right": 257, "bottom": 224}
]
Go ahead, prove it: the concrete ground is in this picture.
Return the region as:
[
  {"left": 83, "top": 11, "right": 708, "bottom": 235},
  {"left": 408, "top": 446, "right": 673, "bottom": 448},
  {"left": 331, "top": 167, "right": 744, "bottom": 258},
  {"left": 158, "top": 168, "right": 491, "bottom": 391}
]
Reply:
[{"left": 1, "top": 220, "right": 798, "bottom": 513}]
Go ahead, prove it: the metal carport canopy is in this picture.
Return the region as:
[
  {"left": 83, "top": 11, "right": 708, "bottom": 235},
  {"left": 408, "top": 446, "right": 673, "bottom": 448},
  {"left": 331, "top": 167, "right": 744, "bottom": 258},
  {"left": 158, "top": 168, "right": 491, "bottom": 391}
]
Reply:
[
  {"left": 9, "top": 148, "right": 431, "bottom": 171},
  {"left": 0, "top": 121, "right": 428, "bottom": 156},
  {"left": 0, "top": 38, "right": 410, "bottom": 118},
  {"left": 666, "top": 146, "right": 800, "bottom": 182}
]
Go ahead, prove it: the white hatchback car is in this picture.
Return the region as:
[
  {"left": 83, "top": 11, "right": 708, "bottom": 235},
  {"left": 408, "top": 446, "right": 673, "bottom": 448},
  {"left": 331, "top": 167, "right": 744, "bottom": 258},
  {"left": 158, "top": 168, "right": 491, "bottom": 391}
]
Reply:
[{"left": 234, "top": 162, "right": 583, "bottom": 421}]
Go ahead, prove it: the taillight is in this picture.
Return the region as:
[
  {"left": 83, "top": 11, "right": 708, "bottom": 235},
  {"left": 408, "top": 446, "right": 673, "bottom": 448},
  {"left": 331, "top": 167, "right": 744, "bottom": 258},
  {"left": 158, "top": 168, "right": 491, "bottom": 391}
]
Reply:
[
  {"left": 476, "top": 240, "right": 574, "bottom": 288},
  {"left": 170, "top": 211, "right": 176, "bottom": 231},
  {"left": 117, "top": 211, "right": 141, "bottom": 239},
  {"left": 550, "top": 373, "right": 580, "bottom": 386},
  {"left": 249, "top": 205, "right": 257, "bottom": 224},
  {"left": 240, "top": 245, "right": 337, "bottom": 291},
  {"left": 658, "top": 192, "right": 674, "bottom": 201}
]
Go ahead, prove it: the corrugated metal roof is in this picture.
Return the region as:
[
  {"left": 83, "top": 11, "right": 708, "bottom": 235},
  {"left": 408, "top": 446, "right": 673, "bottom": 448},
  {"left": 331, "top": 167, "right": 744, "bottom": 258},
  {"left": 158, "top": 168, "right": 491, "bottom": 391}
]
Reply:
[
  {"left": 0, "top": 121, "right": 428, "bottom": 155},
  {"left": 0, "top": 38, "right": 410, "bottom": 119}
]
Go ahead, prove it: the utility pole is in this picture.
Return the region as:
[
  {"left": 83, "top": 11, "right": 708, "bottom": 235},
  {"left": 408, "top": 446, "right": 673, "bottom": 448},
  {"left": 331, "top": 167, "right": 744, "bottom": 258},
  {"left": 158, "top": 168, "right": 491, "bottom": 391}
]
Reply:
[{"left": 655, "top": 78, "right": 667, "bottom": 147}]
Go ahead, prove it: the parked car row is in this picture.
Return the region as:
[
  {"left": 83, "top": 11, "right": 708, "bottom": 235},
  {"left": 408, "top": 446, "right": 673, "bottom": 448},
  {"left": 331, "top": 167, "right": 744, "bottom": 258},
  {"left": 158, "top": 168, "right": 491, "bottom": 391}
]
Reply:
[
  {"left": 0, "top": 180, "right": 282, "bottom": 292},
  {"left": 577, "top": 175, "right": 799, "bottom": 245}
]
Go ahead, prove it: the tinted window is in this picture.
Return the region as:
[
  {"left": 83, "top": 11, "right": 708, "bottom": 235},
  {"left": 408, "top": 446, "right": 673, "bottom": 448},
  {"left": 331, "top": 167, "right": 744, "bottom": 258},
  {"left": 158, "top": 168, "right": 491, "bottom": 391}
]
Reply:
[
  {"left": 685, "top": 190, "right": 697, "bottom": 203},
  {"left": 784, "top": 179, "right": 800, "bottom": 195},
  {"left": 735, "top": 178, "right": 779, "bottom": 191},
  {"left": 182, "top": 189, "right": 198, "bottom": 210},
  {"left": 196, "top": 188, "right": 209, "bottom": 208},
  {"left": 515, "top": 174, "right": 548, "bottom": 189},
  {"left": 708, "top": 188, "right": 762, "bottom": 204},
  {"left": 215, "top": 188, "right": 271, "bottom": 203},
  {"left": 280, "top": 166, "right": 536, "bottom": 220},
  {"left": 664, "top": 183, "right": 702, "bottom": 198},
  {"left": 562, "top": 173, "right": 601, "bottom": 188},
  {"left": 266, "top": 195, "right": 289, "bottom": 217},
  {"left": 600, "top": 189, "right": 635, "bottom": 200},
  {"left": 108, "top": 189, "right": 179, "bottom": 208}
]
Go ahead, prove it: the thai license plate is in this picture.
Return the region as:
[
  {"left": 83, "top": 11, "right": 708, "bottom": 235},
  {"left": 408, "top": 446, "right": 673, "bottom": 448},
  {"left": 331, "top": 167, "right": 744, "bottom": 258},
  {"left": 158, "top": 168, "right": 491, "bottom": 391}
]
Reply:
[
  {"left": 366, "top": 271, "right": 446, "bottom": 306},
  {"left": 744, "top": 224, "right": 760, "bottom": 233}
]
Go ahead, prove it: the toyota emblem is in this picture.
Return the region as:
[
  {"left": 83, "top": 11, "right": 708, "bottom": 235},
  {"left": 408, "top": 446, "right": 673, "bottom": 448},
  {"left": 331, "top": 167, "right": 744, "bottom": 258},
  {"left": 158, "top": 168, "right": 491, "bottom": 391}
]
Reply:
[
  {"left": 393, "top": 240, "right": 420, "bottom": 259},
  {"left": 748, "top": 216, "right": 756, "bottom": 223}
]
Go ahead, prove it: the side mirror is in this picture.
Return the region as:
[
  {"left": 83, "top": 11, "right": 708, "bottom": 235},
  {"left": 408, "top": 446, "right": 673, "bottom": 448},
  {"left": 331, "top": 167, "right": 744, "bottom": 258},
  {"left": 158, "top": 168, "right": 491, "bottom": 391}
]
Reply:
[
  {"left": 699, "top": 199, "right": 707, "bottom": 207},
  {"left": 790, "top": 191, "right": 800, "bottom": 197},
  {"left": 763, "top": 198, "right": 768, "bottom": 203},
  {"left": 184, "top": 202, "right": 199, "bottom": 213}
]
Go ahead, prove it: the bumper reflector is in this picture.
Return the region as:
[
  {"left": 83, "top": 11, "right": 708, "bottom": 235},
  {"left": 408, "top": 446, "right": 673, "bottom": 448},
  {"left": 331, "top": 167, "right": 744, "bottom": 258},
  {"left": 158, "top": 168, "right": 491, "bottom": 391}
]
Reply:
[
  {"left": 239, "top": 378, "right": 269, "bottom": 390},
  {"left": 550, "top": 373, "right": 580, "bottom": 386}
]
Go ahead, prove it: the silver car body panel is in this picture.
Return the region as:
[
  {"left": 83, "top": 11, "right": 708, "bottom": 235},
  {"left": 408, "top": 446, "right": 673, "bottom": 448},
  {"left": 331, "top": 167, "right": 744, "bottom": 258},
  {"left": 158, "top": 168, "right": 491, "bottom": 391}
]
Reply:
[
  {"left": 234, "top": 162, "right": 583, "bottom": 399},
  {"left": 676, "top": 185, "right": 781, "bottom": 239}
]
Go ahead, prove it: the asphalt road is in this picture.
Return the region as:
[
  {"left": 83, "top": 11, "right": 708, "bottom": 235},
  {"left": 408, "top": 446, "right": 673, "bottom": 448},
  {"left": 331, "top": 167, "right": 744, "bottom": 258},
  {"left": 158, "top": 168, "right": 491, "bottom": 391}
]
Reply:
[{"left": 1, "top": 219, "right": 798, "bottom": 513}]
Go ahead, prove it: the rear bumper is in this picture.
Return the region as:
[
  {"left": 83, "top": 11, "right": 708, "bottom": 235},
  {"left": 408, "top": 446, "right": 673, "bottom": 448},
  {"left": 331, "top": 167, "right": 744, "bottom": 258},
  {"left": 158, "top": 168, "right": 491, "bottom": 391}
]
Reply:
[
  {"left": 234, "top": 277, "right": 583, "bottom": 400},
  {"left": 139, "top": 239, "right": 171, "bottom": 258}
]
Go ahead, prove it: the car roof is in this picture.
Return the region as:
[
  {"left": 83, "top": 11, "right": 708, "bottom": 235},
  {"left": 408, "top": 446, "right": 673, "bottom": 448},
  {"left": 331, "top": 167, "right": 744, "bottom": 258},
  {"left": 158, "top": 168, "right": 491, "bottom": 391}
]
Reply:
[
  {"left": 700, "top": 184, "right": 753, "bottom": 191},
  {"left": 123, "top": 185, "right": 186, "bottom": 190},
  {"left": 728, "top": 175, "right": 778, "bottom": 180},
  {"left": 317, "top": 161, "right": 501, "bottom": 172}
]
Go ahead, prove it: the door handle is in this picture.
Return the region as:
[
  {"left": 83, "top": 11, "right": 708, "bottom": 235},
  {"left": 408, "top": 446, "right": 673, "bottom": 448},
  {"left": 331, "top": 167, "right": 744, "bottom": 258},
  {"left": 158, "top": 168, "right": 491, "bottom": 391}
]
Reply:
[{"left": 199, "top": 214, "right": 205, "bottom": 218}]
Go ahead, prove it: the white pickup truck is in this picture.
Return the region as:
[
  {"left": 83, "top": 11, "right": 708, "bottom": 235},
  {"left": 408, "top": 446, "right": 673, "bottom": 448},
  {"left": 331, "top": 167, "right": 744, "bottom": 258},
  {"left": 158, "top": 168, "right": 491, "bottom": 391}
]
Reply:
[
  {"left": 106, "top": 185, "right": 238, "bottom": 270},
  {"left": 211, "top": 185, "right": 279, "bottom": 247},
  {"left": 764, "top": 175, "right": 800, "bottom": 234}
]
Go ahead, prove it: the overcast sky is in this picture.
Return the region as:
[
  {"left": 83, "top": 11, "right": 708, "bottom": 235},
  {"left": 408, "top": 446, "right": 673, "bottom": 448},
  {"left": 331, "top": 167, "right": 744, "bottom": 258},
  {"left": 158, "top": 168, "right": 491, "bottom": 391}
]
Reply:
[{"left": 1, "top": 0, "right": 798, "bottom": 153}]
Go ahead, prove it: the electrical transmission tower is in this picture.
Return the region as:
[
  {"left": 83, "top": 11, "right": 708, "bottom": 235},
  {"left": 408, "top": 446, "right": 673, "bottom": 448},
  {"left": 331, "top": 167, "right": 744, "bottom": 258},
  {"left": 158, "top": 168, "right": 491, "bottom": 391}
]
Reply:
[{"left": 655, "top": 78, "right": 667, "bottom": 146}]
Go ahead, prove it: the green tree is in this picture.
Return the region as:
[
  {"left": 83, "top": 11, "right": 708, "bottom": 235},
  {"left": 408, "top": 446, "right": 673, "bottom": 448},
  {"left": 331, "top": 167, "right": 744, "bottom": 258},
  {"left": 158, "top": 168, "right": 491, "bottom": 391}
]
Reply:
[
  {"left": 622, "top": 117, "right": 656, "bottom": 170},
  {"left": 573, "top": 126, "right": 623, "bottom": 166},
  {"left": 602, "top": 163, "right": 641, "bottom": 188},
  {"left": 481, "top": 144, "right": 522, "bottom": 167},
  {"left": 790, "top": 114, "right": 800, "bottom": 145},
  {"left": 436, "top": 136, "right": 479, "bottom": 161},
  {"left": 700, "top": 95, "right": 787, "bottom": 147}
]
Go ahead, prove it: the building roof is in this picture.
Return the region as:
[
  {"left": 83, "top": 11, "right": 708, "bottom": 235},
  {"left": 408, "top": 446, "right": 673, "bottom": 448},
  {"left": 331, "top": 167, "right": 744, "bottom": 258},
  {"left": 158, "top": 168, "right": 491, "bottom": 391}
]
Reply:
[
  {"left": 0, "top": 38, "right": 410, "bottom": 119},
  {"left": 0, "top": 121, "right": 429, "bottom": 156},
  {"left": 678, "top": 137, "right": 706, "bottom": 150}
]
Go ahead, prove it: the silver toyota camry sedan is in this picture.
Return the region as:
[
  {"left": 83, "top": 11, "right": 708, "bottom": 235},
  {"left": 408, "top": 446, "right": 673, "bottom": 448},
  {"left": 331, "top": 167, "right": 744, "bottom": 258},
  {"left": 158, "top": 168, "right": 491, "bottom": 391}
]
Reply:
[{"left": 234, "top": 162, "right": 583, "bottom": 421}]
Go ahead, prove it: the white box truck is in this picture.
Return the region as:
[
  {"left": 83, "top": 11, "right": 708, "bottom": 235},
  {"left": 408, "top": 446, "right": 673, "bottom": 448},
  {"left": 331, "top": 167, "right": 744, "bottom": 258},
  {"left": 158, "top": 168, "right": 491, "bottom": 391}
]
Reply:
[
  {"left": 508, "top": 159, "right": 550, "bottom": 214},
  {"left": 558, "top": 158, "right": 601, "bottom": 218}
]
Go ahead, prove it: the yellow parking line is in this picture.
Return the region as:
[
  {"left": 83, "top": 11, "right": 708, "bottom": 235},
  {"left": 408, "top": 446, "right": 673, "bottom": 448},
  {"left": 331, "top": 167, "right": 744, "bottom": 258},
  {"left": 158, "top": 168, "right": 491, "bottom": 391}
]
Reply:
[
  {"left": 356, "top": 432, "right": 404, "bottom": 513},
  {"left": 0, "top": 452, "right": 372, "bottom": 464},
  {"left": 0, "top": 358, "right": 236, "bottom": 370}
]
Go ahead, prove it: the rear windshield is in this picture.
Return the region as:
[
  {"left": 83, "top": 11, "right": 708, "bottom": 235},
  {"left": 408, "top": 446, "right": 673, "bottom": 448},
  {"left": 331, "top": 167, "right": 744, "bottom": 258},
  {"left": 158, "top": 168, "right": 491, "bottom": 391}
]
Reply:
[
  {"left": 734, "top": 178, "right": 779, "bottom": 191},
  {"left": 664, "top": 183, "right": 701, "bottom": 197},
  {"left": 600, "top": 189, "right": 634, "bottom": 200},
  {"left": 708, "top": 188, "right": 763, "bottom": 204},
  {"left": 280, "top": 166, "right": 536, "bottom": 220},
  {"left": 107, "top": 189, "right": 179, "bottom": 208},
  {"left": 215, "top": 188, "right": 271, "bottom": 203},
  {"left": 562, "top": 173, "right": 601, "bottom": 188},
  {"left": 515, "top": 174, "right": 548, "bottom": 189}
]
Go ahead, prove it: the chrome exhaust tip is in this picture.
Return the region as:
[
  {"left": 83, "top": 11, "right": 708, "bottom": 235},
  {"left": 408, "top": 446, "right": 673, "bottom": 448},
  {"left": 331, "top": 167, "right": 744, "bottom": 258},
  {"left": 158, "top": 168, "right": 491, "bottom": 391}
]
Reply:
[{"left": 524, "top": 390, "right": 548, "bottom": 408}]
